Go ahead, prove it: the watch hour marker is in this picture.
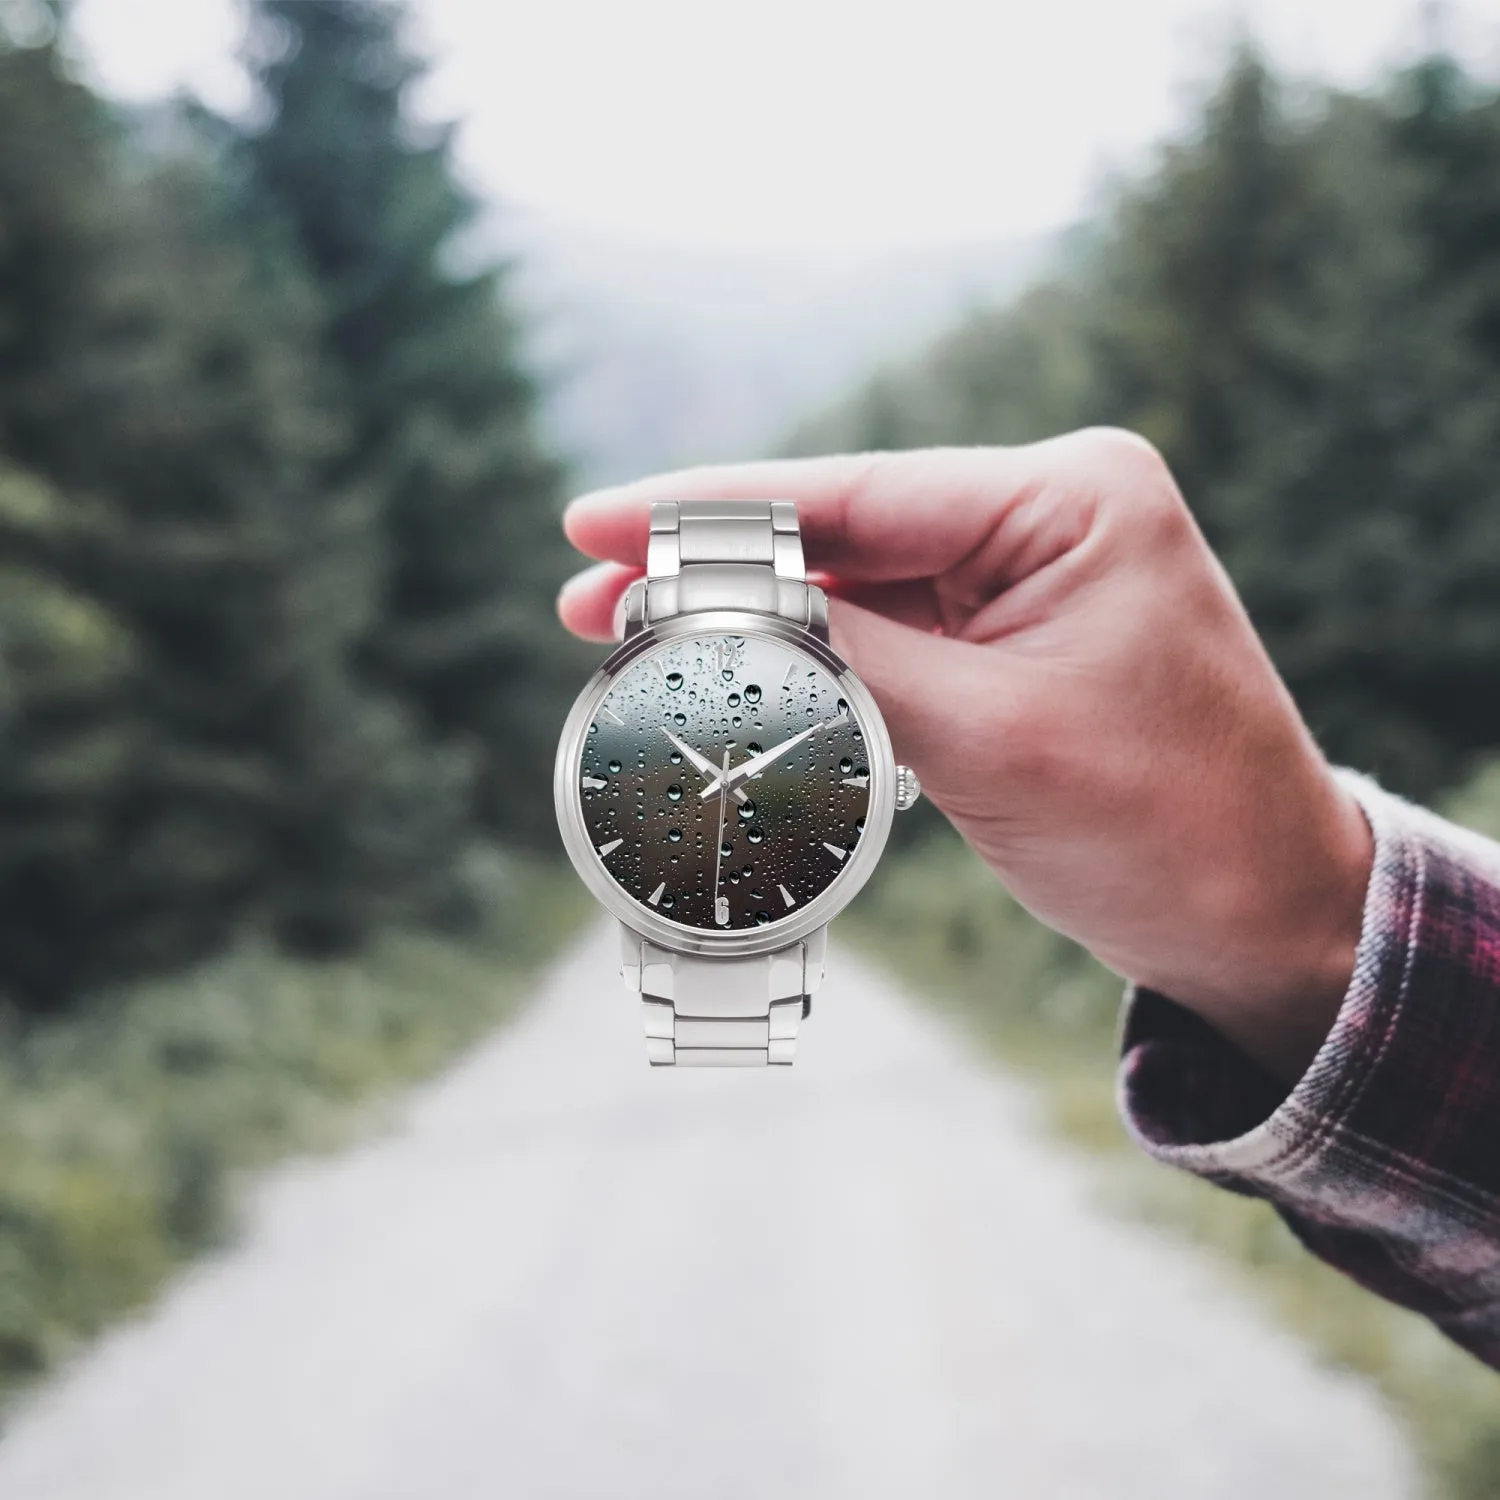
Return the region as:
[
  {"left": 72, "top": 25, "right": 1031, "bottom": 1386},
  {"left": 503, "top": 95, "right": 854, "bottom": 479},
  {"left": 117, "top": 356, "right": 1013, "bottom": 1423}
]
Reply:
[
  {"left": 822, "top": 842, "right": 848, "bottom": 861},
  {"left": 841, "top": 774, "right": 869, "bottom": 790},
  {"left": 781, "top": 663, "right": 796, "bottom": 688},
  {"left": 581, "top": 775, "right": 608, "bottom": 790},
  {"left": 648, "top": 881, "right": 666, "bottom": 906},
  {"left": 597, "top": 838, "right": 624, "bottom": 857},
  {"left": 598, "top": 705, "right": 624, "bottom": 726},
  {"left": 779, "top": 884, "right": 796, "bottom": 908},
  {"left": 651, "top": 657, "right": 669, "bottom": 683}
]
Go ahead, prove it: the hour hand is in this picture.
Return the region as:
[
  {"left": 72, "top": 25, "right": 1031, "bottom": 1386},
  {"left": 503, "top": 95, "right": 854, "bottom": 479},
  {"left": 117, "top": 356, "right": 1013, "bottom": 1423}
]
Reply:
[
  {"left": 700, "top": 720, "right": 828, "bottom": 800},
  {"left": 661, "top": 727, "right": 749, "bottom": 805}
]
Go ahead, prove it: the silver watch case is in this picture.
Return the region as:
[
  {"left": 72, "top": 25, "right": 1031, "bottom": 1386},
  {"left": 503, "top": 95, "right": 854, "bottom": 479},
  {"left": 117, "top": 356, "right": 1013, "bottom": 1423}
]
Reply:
[{"left": 554, "top": 609, "right": 896, "bottom": 957}]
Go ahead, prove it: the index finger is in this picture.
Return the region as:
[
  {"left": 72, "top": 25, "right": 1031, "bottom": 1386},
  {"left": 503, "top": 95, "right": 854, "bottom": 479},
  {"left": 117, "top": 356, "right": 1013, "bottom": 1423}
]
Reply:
[{"left": 561, "top": 442, "right": 1082, "bottom": 586}]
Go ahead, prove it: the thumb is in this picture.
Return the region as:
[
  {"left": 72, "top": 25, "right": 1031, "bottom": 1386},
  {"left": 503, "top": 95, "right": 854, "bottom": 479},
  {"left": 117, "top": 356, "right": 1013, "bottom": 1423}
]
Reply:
[{"left": 827, "top": 598, "right": 1001, "bottom": 787}]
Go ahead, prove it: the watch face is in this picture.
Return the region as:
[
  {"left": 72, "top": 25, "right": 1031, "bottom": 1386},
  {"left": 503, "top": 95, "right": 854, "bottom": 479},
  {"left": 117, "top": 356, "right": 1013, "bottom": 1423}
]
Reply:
[{"left": 574, "top": 633, "right": 873, "bottom": 932}]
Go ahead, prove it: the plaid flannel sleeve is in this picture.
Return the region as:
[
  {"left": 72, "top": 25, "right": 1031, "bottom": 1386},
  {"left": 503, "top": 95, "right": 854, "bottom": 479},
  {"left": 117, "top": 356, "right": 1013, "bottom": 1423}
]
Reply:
[{"left": 1118, "top": 772, "right": 1500, "bottom": 1368}]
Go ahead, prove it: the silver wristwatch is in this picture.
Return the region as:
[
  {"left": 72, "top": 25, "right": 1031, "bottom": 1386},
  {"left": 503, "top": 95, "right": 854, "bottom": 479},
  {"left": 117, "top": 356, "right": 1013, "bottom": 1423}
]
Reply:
[{"left": 555, "top": 500, "right": 919, "bottom": 1067}]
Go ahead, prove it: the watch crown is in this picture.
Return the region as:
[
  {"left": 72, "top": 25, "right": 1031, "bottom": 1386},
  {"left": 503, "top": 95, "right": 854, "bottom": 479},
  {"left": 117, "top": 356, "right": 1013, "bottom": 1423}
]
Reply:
[{"left": 895, "top": 765, "right": 921, "bottom": 811}]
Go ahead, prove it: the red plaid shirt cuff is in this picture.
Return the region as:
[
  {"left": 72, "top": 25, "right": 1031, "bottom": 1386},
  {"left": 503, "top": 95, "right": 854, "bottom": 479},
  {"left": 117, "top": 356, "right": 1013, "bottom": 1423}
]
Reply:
[{"left": 1118, "top": 773, "right": 1500, "bottom": 1367}]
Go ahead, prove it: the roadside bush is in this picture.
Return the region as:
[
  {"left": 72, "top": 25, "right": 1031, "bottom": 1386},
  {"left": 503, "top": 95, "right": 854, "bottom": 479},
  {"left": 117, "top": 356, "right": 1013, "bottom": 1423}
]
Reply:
[{"left": 0, "top": 855, "right": 586, "bottom": 1405}]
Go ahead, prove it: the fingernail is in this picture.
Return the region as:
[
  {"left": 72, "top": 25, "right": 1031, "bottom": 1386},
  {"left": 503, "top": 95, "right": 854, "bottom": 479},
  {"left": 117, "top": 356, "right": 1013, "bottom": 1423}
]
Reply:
[{"left": 564, "top": 486, "right": 625, "bottom": 520}]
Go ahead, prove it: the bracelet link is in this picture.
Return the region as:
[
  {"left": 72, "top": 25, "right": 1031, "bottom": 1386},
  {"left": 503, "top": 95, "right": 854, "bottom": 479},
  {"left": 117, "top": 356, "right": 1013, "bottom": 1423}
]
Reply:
[
  {"left": 643, "top": 500, "right": 814, "bottom": 627},
  {"left": 621, "top": 926, "right": 822, "bottom": 1067}
]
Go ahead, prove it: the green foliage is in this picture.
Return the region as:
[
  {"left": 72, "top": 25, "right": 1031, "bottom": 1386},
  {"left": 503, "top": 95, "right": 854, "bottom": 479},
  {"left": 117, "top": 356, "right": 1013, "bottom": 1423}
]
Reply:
[
  {"left": 847, "top": 768, "right": 1500, "bottom": 1500},
  {"left": 0, "top": 5, "right": 585, "bottom": 1011},
  {"left": 798, "top": 48, "right": 1500, "bottom": 801},
  {"left": 0, "top": 856, "right": 587, "bottom": 1404},
  {"left": 239, "top": 0, "right": 586, "bottom": 843},
  {"left": 1441, "top": 755, "right": 1500, "bottom": 842},
  {"left": 0, "top": 48, "right": 466, "bottom": 1000},
  {"left": 0, "top": 8, "right": 598, "bottom": 1404}
]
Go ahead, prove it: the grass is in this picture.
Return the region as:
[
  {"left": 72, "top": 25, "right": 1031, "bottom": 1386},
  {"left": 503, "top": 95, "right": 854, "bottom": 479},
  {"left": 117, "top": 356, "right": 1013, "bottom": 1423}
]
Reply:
[
  {"left": 845, "top": 827, "right": 1500, "bottom": 1500},
  {"left": 0, "top": 851, "right": 590, "bottom": 1413}
]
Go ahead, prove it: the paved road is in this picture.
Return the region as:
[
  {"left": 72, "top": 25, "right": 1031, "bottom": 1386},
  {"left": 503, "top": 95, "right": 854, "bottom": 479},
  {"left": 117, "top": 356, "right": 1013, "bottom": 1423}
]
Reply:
[{"left": 0, "top": 924, "right": 1415, "bottom": 1500}]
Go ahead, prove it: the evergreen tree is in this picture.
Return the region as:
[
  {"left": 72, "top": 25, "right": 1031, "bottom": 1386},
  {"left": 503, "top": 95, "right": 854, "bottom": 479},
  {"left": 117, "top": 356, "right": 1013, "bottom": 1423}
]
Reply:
[
  {"left": 241, "top": 0, "right": 580, "bottom": 843},
  {"left": 0, "top": 32, "right": 470, "bottom": 1007},
  {"left": 801, "top": 50, "right": 1500, "bottom": 798},
  {"left": 1201, "top": 74, "right": 1500, "bottom": 795},
  {"left": 0, "top": 463, "right": 135, "bottom": 1006}
]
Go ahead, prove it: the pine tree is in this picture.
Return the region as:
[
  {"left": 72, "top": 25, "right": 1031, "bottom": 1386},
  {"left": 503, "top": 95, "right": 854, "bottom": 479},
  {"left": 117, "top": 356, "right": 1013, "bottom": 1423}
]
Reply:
[
  {"left": 1110, "top": 54, "right": 1500, "bottom": 792},
  {"left": 1084, "top": 51, "right": 1337, "bottom": 540},
  {"left": 240, "top": 0, "right": 581, "bottom": 844},
  {"left": 0, "top": 463, "right": 135, "bottom": 1006},
  {"left": 0, "top": 32, "right": 471, "bottom": 1006},
  {"left": 799, "top": 49, "right": 1500, "bottom": 797}
]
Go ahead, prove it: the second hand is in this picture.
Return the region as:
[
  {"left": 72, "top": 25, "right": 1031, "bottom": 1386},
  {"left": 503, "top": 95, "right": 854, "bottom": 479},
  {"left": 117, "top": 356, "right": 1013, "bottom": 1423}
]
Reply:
[{"left": 712, "top": 746, "right": 731, "bottom": 926}]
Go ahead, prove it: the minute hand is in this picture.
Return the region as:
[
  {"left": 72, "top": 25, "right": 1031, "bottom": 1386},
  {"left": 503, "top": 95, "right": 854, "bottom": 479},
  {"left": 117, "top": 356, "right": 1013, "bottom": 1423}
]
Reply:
[
  {"left": 661, "top": 727, "right": 749, "bottom": 805},
  {"left": 699, "top": 720, "right": 833, "bottom": 800}
]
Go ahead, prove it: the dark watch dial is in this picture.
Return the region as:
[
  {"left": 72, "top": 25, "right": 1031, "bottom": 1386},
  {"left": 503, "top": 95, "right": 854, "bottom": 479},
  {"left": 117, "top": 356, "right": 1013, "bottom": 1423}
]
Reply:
[{"left": 576, "top": 634, "right": 872, "bottom": 932}]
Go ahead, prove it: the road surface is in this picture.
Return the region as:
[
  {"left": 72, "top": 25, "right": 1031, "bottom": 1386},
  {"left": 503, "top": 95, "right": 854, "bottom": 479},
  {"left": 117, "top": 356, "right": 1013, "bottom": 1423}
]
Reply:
[{"left": 0, "top": 924, "right": 1416, "bottom": 1500}]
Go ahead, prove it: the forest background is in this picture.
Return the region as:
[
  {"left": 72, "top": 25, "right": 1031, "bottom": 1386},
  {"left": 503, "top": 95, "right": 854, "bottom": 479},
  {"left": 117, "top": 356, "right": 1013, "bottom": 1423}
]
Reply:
[{"left": 2, "top": 1, "right": 1500, "bottom": 1492}]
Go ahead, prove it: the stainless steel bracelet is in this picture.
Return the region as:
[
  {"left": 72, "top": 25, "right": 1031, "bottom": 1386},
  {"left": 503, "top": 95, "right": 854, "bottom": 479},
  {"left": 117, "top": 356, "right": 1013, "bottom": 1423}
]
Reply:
[
  {"left": 620, "top": 925, "right": 826, "bottom": 1066},
  {"left": 618, "top": 498, "right": 829, "bottom": 639},
  {"left": 619, "top": 499, "right": 830, "bottom": 1066}
]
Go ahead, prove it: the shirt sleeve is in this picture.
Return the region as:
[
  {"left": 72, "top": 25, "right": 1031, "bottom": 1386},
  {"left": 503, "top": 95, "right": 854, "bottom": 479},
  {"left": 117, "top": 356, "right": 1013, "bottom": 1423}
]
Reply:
[{"left": 1118, "top": 772, "right": 1500, "bottom": 1368}]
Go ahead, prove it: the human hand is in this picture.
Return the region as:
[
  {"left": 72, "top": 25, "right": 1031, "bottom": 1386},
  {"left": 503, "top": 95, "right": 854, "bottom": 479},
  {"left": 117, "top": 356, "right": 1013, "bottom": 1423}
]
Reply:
[{"left": 558, "top": 432, "right": 1373, "bottom": 1082}]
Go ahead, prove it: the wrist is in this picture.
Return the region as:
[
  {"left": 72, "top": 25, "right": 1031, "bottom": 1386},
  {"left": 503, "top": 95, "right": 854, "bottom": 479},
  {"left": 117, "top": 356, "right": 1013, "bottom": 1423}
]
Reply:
[{"left": 1160, "top": 770, "right": 1375, "bottom": 1085}]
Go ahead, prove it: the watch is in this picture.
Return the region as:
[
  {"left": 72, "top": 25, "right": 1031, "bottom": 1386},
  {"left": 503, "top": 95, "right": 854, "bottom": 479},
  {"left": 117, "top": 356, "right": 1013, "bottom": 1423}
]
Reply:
[{"left": 554, "top": 499, "right": 920, "bottom": 1067}]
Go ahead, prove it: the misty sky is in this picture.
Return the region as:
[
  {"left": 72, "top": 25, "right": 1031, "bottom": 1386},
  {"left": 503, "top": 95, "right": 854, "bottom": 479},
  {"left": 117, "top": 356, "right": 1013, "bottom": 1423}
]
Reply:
[{"left": 72, "top": 0, "right": 1500, "bottom": 258}]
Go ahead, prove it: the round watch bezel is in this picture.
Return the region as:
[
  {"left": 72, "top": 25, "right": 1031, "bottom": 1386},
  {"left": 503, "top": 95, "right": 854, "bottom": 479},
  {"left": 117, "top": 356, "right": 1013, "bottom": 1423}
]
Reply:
[{"left": 554, "top": 611, "right": 896, "bottom": 956}]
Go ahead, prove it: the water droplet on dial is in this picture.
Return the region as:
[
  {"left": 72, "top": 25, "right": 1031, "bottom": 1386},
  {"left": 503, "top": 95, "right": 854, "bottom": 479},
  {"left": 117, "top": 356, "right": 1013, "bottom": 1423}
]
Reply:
[
  {"left": 673, "top": 712, "right": 687, "bottom": 727},
  {"left": 666, "top": 671, "right": 684, "bottom": 690},
  {"left": 667, "top": 829, "right": 682, "bottom": 843},
  {"left": 727, "top": 692, "right": 741, "bottom": 708},
  {"left": 607, "top": 759, "right": 622, "bottom": 773},
  {"left": 738, "top": 800, "right": 757, "bottom": 822},
  {"left": 747, "top": 827, "right": 764, "bottom": 844},
  {"left": 838, "top": 757, "right": 853, "bottom": 774},
  {"left": 744, "top": 684, "right": 762, "bottom": 705},
  {"left": 666, "top": 784, "right": 683, "bottom": 802}
]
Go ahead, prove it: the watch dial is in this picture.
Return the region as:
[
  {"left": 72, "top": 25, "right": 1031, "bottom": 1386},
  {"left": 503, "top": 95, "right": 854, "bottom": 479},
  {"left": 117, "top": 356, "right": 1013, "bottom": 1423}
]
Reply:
[{"left": 576, "top": 634, "right": 872, "bottom": 931}]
